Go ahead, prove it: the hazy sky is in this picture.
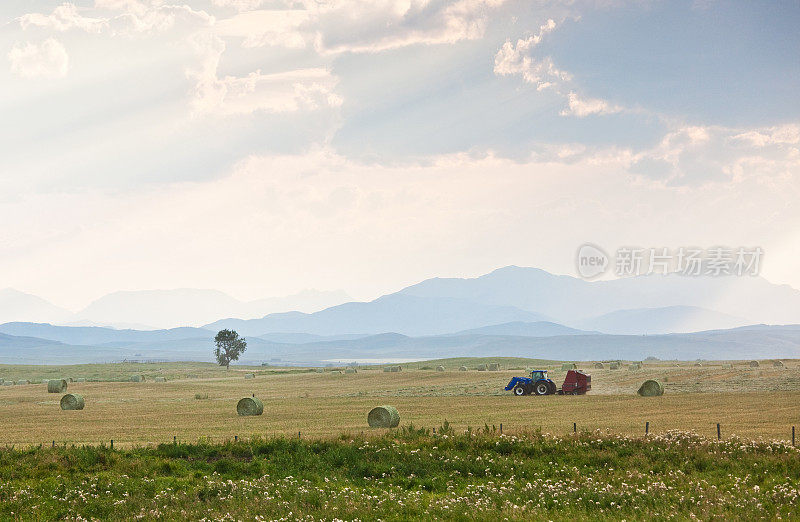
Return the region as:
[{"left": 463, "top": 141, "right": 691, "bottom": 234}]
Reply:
[{"left": 1, "top": 0, "right": 799, "bottom": 310}]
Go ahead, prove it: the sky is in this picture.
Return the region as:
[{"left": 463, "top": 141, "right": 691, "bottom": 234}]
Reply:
[{"left": 0, "top": 0, "right": 798, "bottom": 311}]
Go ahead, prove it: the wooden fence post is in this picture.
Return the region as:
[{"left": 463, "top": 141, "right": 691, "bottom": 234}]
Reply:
[{"left": 717, "top": 423, "right": 721, "bottom": 440}]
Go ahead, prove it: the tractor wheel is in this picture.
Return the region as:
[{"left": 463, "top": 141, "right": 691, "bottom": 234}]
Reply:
[
  {"left": 513, "top": 385, "right": 527, "bottom": 396},
  {"left": 534, "top": 381, "right": 550, "bottom": 396},
  {"left": 547, "top": 382, "right": 557, "bottom": 395}
]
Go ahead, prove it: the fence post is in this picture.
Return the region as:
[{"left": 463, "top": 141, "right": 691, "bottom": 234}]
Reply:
[
  {"left": 646, "top": 421, "right": 649, "bottom": 436},
  {"left": 500, "top": 423, "right": 503, "bottom": 434},
  {"left": 793, "top": 426, "right": 795, "bottom": 447},
  {"left": 298, "top": 431, "right": 301, "bottom": 439},
  {"left": 716, "top": 423, "right": 721, "bottom": 440},
  {"left": 52, "top": 440, "right": 55, "bottom": 448},
  {"left": 234, "top": 435, "right": 238, "bottom": 442},
  {"left": 110, "top": 439, "right": 113, "bottom": 449},
  {"left": 573, "top": 422, "right": 577, "bottom": 433},
  {"left": 173, "top": 435, "right": 176, "bottom": 445}
]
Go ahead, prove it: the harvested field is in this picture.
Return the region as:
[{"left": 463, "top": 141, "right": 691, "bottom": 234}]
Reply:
[{"left": 0, "top": 359, "right": 799, "bottom": 445}]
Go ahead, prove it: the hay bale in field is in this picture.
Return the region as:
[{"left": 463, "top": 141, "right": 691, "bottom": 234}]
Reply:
[
  {"left": 773, "top": 360, "right": 785, "bottom": 368},
  {"left": 477, "top": 364, "right": 487, "bottom": 371},
  {"left": 367, "top": 405, "right": 400, "bottom": 428},
  {"left": 459, "top": 366, "right": 468, "bottom": 371},
  {"left": 561, "top": 363, "right": 577, "bottom": 371},
  {"left": 593, "top": 362, "right": 604, "bottom": 369},
  {"left": 244, "top": 373, "right": 255, "bottom": 379},
  {"left": 68, "top": 378, "right": 73, "bottom": 383},
  {"left": 345, "top": 368, "right": 357, "bottom": 374},
  {"left": 129, "top": 375, "right": 144, "bottom": 382},
  {"left": 315, "top": 368, "right": 324, "bottom": 373},
  {"left": 749, "top": 360, "right": 760, "bottom": 368},
  {"left": 384, "top": 365, "right": 402, "bottom": 373},
  {"left": 237, "top": 397, "right": 264, "bottom": 416},
  {"left": 194, "top": 393, "right": 209, "bottom": 400},
  {"left": 629, "top": 363, "right": 642, "bottom": 371},
  {"left": 47, "top": 379, "right": 68, "bottom": 393},
  {"left": 488, "top": 363, "right": 500, "bottom": 371},
  {"left": 60, "top": 394, "right": 85, "bottom": 410},
  {"left": 2, "top": 381, "right": 13, "bottom": 386},
  {"left": 609, "top": 362, "right": 620, "bottom": 370},
  {"left": 154, "top": 377, "right": 166, "bottom": 382},
  {"left": 16, "top": 379, "right": 29, "bottom": 385},
  {"left": 637, "top": 380, "right": 664, "bottom": 397},
  {"left": 436, "top": 365, "right": 445, "bottom": 372}
]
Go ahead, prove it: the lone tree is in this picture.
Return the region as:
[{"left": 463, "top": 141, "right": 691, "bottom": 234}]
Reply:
[{"left": 214, "top": 329, "right": 247, "bottom": 369}]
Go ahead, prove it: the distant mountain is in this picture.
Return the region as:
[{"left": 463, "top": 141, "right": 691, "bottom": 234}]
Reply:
[
  {"left": 575, "top": 306, "right": 748, "bottom": 335},
  {"left": 399, "top": 266, "right": 800, "bottom": 326},
  {"left": 0, "top": 332, "right": 62, "bottom": 349},
  {"left": 0, "top": 322, "right": 212, "bottom": 345},
  {"left": 74, "top": 288, "right": 351, "bottom": 329},
  {"left": 0, "top": 289, "right": 72, "bottom": 324},
  {"left": 205, "top": 294, "right": 548, "bottom": 336},
  {"left": 256, "top": 332, "right": 368, "bottom": 344},
  {"left": 448, "top": 321, "right": 593, "bottom": 337}
]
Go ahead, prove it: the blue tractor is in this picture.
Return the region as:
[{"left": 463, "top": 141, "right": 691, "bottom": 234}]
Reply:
[{"left": 504, "top": 369, "right": 557, "bottom": 396}]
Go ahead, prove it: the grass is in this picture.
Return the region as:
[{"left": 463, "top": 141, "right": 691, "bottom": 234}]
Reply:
[{"left": 0, "top": 428, "right": 798, "bottom": 520}]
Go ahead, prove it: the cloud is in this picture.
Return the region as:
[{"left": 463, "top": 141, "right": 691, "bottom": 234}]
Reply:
[
  {"left": 493, "top": 19, "right": 570, "bottom": 90},
  {"left": 211, "top": 0, "right": 507, "bottom": 53},
  {"left": 18, "top": 1, "right": 213, "bottom": 36},
  {"left": 8, "top": 38, "right": 70, "bottom": 79},
  {"left": 18, "top": 3, "right": 107, "bottom": 33},
  {"left": 188, "top": 35, "right": 342, "bottom": 116},
  {"left": 560, "top": 91, "right": 623, "bottom": 117},
  {"left": 630, "top": 124, "right": 800, "bottom": 185}
]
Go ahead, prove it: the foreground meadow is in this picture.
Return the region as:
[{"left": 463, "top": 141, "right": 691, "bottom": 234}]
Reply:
[
  {"left": 1, "top": 360, "right": 800, "bottom": 445},
  {"left": 0, "top": 428, "right": 798, "bottom": 520}
]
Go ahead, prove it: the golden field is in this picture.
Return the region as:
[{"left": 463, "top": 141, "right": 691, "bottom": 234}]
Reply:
[{"left": 1, "top": 359, "right": 799, "bottom": 446}]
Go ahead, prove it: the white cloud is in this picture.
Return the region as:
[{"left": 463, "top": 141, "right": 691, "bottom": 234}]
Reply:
[
  {"left": 493, "top": 19, "right": 570, "bottom": 90},
  {"left": 3, "top": 143, "right": 798, "bottom": 308},
  {"left": 212, "top": 0, "right": 507, "bottom": 53},
  {"left": 8, "top": 38, "right": 70, "bottom": 79},
  {"left": 19, "top": 3, "right": 107, "bottom": 33},
  {"left": 18, "top": 1, "right": 213, "bottom": 36},
  {"left": 560, "top": 91, "right": 623, "bottom": 117},
  {"left": 188, "top": 35, "right": 341, "bottom": 116},
  {"left": 731, "top": 125, "right": 800, "bottom": 148}
]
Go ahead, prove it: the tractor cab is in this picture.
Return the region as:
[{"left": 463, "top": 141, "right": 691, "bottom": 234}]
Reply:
[{"left": 530, "top": 370, "right": 548, "bottom": 381}]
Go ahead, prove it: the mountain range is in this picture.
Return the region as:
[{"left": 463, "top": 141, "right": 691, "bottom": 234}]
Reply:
[{"left": 2, "top": 266, "right": 800, "bottom": 364}]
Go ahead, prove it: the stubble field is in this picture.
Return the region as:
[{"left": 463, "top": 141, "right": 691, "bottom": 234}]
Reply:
[{"left": 1, "top": 358, "right": 799, "bottom": 446}]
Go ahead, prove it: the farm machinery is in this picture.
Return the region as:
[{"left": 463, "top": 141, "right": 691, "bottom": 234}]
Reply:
[{"left": 504, "top": 369, "right": 591, "bottom": 396}]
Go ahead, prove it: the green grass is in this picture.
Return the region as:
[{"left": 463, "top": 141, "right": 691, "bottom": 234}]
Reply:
[{"left": 0, "top": 428, "right": 798, "bottom": 520}]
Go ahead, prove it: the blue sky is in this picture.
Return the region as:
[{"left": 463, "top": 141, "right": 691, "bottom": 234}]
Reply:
[{"left": 0, "top": 0, "right": 798, "bottom": 309}]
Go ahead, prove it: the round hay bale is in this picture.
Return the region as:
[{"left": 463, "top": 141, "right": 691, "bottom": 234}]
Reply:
[
  {"left": 561, "top": 363, "right": 577, "bottom": 371},
  {"left": 629, "top": 363, "right": 642, "bottom": 371},
  {"left": 16, "top": 379, "right": 30, "bottom": 385},
  {"left": 773, "top": 360, "right": 785, "bottom": 368},
  {"left": 609, "top": 362, "right": 620, "bottom": 370},
  {"left": 436, "top": 365, "right": 445, "bottom": 372},
  {"left": 367, "top": 405, "right": 400, "bottom": 428},
  {"left": 637, "top": 380, "right": 664, "bottom": 397},
  {"left": 237, "top": 397, "right": 264, "bottom": 416},
  {"left": 477, "top": 364, "right": 487, "bottom": 371},
  {"left": 315, "top": 368, "right": 324, "bottom": 373},
  {"left": 459, "top": 365, "right": 468, "bottom": 371},
  {"left": 47, "top": 379, "right": 68, "bottom": 393},
  {"left": 244, "top": 373, "right": 255, "bottom": 379},
  {"left": 2, "top": 381, "right": 13, "bottom": 386},
  {"left": 129, "top": 375, "right": 144, "bottom": 382},
  {"left": 154, "top": 376, "right": 166, "bottom": 382},
  {"left": 488, "top": 363, "right": 500, "bottom": 371},
  {"left": 194, "top": 393, "right": 209, "bottom": 400},
  {"left": 749, "top": 360, "right": 760, "bottom": 368},
  {"left": 60, "top": 394, "right": 85, "bottom": 410}
]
